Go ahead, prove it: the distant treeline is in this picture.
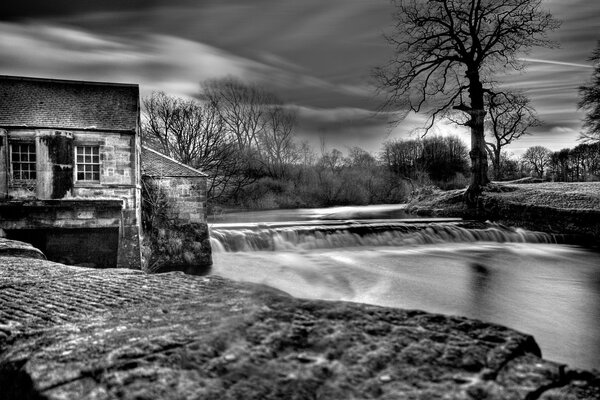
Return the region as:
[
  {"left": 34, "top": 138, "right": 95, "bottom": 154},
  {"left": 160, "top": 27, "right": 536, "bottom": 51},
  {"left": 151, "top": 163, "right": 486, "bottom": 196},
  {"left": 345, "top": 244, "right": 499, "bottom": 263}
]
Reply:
[
  {"left": 141, "top": 79, "right": 472, "bottom": 209},
  {"left": 236, "top": 135, "right": 471, "bottom": 209},
  {"left": 141, "top": 78, "right": 599, "bottom": 210},
  {"left": 518, "top": 142, "right": 600, "bottom": 182}
]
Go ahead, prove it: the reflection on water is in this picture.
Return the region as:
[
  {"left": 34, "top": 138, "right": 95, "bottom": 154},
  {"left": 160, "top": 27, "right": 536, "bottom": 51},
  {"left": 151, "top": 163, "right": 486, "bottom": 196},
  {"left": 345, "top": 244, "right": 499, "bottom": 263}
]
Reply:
[{"left": 209, "top": 206, "right": 600, "bottom": 371}]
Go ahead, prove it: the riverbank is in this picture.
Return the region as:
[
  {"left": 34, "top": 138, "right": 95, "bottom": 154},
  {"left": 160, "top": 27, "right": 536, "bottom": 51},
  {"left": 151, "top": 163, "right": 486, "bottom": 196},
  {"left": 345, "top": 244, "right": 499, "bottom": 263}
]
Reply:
[
  {"left": 1, "top": 242, "right": 599, "bottom": 399},
  {"left": 406, "top": 181, "right": 600, "bottom": 243}
]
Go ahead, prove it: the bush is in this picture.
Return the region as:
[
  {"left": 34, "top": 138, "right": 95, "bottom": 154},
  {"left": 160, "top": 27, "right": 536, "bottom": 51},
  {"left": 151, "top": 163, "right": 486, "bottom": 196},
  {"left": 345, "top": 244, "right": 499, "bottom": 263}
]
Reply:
[{"left": 435, "top": 173, "right": 469, "bottom": 190}]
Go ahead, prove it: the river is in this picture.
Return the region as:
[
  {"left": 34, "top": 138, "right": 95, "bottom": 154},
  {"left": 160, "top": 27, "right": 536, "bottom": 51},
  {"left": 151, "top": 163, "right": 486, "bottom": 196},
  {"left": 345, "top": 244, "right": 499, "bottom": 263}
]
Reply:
[{"left": 208, "top": 204, "right": 600, "bottom": 371}]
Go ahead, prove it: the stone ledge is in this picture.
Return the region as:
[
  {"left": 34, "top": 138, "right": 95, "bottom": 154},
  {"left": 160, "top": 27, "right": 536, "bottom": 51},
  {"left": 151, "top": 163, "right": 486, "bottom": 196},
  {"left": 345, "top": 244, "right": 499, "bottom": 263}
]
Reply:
[
  {"left": 0, "top": 238, "right": 46, "bottom": 260},
  {"left": 0, "top": 256, "right": 598, "bottom": 399},
  {"left": 0, "top": 199, "right": 124, "bottom": 208}
]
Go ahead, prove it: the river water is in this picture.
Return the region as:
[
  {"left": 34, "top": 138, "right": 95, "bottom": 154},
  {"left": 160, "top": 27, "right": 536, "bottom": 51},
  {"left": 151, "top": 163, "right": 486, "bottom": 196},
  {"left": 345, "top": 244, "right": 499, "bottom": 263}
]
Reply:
[{"left": 209, "top": 204, "right": 600, "bottom": 371}]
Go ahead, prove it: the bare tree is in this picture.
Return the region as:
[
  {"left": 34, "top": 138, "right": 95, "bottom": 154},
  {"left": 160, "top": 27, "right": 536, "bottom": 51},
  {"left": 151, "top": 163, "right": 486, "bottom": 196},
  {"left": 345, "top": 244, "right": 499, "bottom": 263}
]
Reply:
[
  {"left": 486, "top": 92, "right": 539, "bottom": 179},
  {"left": 375, "top": 0, "right": 559, "bottom": 203},
  {"left": 318, "top": 149, "right": 345, "bottom": 172},
  {"left": 201, "top": 78, "right": 275, "bottom": 151},
  {"left": 497, "top": 151, "right": 522, "bottom": 180},
  {"left": 299, "top": 140, "right": 316, "bottom": 167},
  {"left": 142, "top": 92, "right": 247, "bottom": 201},
  {"left": 259, "top": 104, "right": 299, "bottom": 179},
  {"left": 579, "top": 42, "right": 600, "bottom": 142},
  {"left": 522, "top": 145, "right": 551, "bottom": 178},
  {"left": 380, "top": 139, "right": 423, "bottom": 179},
  {"left": 421, "top": 136, "right": 470, "bottom": 183},
  {"left": 143, "top": 92, "right": 228, "bottom": 165},
  {"left": 346, "top": 147, "right": 377, "bottom": 168},
  {"left": 200, "top": 78, "right": 302, "bottom": 197}
]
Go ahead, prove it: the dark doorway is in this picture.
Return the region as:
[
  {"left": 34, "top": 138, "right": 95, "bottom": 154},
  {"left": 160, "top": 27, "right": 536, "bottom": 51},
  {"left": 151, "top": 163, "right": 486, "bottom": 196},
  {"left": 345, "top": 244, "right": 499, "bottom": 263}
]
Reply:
[{"left": 6, "top": 228, "right": 119, "bottom": 268}]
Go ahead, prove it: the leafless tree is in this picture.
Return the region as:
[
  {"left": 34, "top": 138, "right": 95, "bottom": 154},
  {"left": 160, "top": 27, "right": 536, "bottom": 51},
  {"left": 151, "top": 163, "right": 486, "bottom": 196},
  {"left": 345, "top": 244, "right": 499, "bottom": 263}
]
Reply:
[
  {"left": 201, "top": 78, "right": 276, "bottom": 151},
  {"left": 346, "top": 147, "right": 377, "bottom": 168},
  {"left": 485, "top": 92, "right": 539, "bottom": 180},
  {"left": 380, "top": 139, "right": 423, "bottom": 180},
  {"left": 420, "top": 136, "right": 470, "bottom": 183},
  {"left": 299, "top": 140, "right": 316, "bottom": 167},
  {"left": 142, "top": 92, "right": 248, "bottom": 201},
  {"left": 579, "top": 42, "right": 600, "bottom": 142},
  {"left": 375, "top": 0, "right": 559, "bottom": 203},
  {"left": 143, "top": 92, "right": 229, "bottom": 165},
  {"left": 259, "top": 104, "right": 299, "bottom": 179},
  {"left": 318, "top": 149, "right": 345, "bottom": 172},
  {"left": 549, "top": 142, "right": 600, "bottom": 182},
  {"left": 522, "top": 145, "right": 552, "bottom": 178}
]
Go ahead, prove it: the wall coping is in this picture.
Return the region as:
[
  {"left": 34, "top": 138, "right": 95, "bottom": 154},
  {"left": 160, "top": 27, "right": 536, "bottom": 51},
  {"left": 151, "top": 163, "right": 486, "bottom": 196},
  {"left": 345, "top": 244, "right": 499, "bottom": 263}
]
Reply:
[{"left": 0, "top": 199, "right": 124, "bottom": 210}]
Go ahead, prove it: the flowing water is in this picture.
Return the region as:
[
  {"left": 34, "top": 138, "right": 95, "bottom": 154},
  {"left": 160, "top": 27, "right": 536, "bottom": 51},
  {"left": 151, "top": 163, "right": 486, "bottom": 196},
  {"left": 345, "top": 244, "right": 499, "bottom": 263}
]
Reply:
[{"left": 209, "top": 205, "right": 600, "bottom": 371}]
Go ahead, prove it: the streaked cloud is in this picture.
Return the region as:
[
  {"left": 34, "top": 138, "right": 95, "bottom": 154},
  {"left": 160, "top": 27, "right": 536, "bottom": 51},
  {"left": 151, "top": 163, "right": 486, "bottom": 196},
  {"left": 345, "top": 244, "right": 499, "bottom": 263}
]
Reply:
[
  {"left": 0, "top": 0, "right": 598, "bottom": 156},
  {"left": 0, "top": 22, "right": 281, "bottom": 98},
  {"left": 521, "top": 58, "right": 593, "bottom": 69}
]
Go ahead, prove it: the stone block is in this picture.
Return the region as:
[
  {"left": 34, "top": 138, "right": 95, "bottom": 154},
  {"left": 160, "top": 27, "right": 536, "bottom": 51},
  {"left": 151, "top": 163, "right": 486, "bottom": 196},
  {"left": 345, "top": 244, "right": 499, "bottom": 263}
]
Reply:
[
  {"left": 76, "top": 211, "right": 94, "bottom": 219},
  {"left": 189, "top": 213, "right": 202, "bottom": 223},
  {"left": 122, "top": 209, "right": 138, "bottom": 225},
  {"left": 56, "top": 210, "right": 74, "bottom": 219}
]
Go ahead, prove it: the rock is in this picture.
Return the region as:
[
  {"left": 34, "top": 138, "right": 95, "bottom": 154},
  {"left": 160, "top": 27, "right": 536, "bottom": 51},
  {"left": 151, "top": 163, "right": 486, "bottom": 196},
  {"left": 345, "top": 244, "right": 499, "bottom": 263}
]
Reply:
[
  {"left": 0, "top": 257, "right": 598, "bottom": 399},
  {"left": 0, "top": 238, "right": 46, "bottom": 260},
  {"left": 142, "top": 222, "right": 212, "bottom": 275}
]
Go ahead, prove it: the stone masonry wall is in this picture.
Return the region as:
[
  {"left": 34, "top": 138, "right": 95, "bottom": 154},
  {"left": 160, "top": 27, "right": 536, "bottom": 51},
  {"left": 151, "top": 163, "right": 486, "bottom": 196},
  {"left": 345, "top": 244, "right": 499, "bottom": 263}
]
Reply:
[
  {"left": 70, "top": 131, "right": 141, "bottom": 269},
  {"left": 141, "top": 175, "right": 211, "bottom": 273},
  {"left": 0, "top": 129, "right": 142, "bottom": 269},
  {"left": 148, "top": 176, "right": 207, "bottom": 224}
]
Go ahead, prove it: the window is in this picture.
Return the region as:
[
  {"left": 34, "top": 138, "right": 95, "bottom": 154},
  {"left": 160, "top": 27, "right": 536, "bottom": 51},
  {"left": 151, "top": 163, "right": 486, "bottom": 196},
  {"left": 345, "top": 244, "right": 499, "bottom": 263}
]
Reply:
[
  {"left": 10, "top": 142, "right": 36, "bottom": 180},
  {"left": 76, "top": 146, "right": 100, "bottom": 181}
]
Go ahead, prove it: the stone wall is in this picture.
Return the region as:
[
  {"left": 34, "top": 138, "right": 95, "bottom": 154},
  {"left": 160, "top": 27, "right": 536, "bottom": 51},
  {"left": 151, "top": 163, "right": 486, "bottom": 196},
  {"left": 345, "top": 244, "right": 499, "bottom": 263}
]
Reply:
[
  {"left": 0, "top": 129, "right": 137, "bottom": 198},
  {"left": 144, "top": 176, "right": 207, "bottom": 224},
  {"left": 141, "top": 175, "right": 211, "bottom": 274},
  {"left": 0, "top": 199, "right": 123, "bottom": 268},
  {"left": 0, "top": 129, "right": 142, "bottom": 268},
  {"left": 0, "top": 199, "right": 122, "bottom": 229},
  {"left": 478, "top": 196, "right": 600, "bottom": 245}
]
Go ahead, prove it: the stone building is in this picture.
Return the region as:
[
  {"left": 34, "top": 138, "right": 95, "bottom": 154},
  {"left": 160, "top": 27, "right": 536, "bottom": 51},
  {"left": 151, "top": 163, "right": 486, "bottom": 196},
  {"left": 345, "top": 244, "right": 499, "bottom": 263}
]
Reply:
[
  {"left": 140, "top": 146, "right": 212, "bottom": 273},
  {"left": 0, "top": 75, "right": 142, "bottom": 268},
  {"left": 141, "top": 146, "right": 207, "bottom": 224}
]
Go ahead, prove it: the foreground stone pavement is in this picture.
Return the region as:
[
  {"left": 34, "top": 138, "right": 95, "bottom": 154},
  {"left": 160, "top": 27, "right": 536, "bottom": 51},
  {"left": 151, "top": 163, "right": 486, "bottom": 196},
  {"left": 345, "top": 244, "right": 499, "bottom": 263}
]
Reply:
[{"left": 0, "top": 253, "right": 599, "bottom": 399}]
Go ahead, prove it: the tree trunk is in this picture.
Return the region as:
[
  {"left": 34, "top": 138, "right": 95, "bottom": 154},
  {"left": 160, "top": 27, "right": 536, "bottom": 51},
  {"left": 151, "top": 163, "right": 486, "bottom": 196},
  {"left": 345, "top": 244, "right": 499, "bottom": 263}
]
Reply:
[
  {"left": 465, "top": 71, "right": 490, "bottom": 206},
  {"left": 493, "top": 145, "right": 502, "bottom": 181}
]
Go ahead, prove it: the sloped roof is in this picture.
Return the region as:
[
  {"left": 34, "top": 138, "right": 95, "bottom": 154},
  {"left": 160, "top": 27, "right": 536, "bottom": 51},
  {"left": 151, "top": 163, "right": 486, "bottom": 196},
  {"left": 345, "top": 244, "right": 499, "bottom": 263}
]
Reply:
[
  {"left": 141, "top": 146, "right": 207, "bottom": 178},
  {"left": 0, "top": 75, "right": 139, "bottom": 131}
]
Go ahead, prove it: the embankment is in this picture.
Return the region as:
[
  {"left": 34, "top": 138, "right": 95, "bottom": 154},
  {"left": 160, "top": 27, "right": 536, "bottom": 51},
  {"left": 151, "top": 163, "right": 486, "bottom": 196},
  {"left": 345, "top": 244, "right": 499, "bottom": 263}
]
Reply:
[
  {"left": 407, "top": 182, "right": 600, "bottom": 243},
  {"left": 1, "top": 240, "right": 599, "bottom": 399}
]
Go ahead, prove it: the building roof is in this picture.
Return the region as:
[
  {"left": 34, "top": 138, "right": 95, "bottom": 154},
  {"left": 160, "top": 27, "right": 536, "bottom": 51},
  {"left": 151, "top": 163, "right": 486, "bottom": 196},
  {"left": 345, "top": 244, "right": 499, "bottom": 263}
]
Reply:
[
  {"left": 0, "top": 75, "right": 139, "bottom": 132},
  {"left": 141, "top": 146, "right": 207, "bottom": 178}
]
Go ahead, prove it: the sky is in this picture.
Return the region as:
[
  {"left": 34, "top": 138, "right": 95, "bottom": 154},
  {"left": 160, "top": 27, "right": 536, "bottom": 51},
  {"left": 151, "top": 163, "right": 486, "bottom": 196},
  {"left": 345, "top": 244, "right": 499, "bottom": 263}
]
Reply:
[{"left": 1, "top": 0, "right": 598, "bottom": 157}]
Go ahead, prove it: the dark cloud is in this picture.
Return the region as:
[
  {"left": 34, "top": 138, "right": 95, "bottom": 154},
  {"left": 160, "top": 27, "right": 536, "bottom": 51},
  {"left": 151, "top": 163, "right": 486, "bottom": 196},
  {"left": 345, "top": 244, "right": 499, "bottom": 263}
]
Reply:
[
  {"left": 0, "top": 0, "right": 168, "bottom": 20},
  {"left": 0, "top": 0, "right": 598, "bottom": 156}
]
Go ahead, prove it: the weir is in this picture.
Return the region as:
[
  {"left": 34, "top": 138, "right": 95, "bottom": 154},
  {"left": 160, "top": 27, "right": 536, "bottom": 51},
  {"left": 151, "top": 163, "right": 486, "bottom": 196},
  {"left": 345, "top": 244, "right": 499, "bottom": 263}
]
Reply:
[
  {"left": 210, "top": 215, "right": 600, "bottom": 371},
  {"left": 209, "top": 219, "right": 560, "bottom": 252}
]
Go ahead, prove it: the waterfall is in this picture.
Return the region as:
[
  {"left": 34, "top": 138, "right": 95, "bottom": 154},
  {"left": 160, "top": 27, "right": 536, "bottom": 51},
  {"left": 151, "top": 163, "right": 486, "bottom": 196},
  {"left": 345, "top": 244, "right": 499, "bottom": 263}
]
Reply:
[{"left": 209, "top": 220, "right": 557, "bottom": 252}]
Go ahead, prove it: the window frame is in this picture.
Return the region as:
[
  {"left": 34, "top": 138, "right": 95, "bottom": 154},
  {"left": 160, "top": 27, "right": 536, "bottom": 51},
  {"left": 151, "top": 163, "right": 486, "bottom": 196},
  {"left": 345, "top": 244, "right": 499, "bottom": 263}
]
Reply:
[
  {"left": 74, "top": 144, "right": 101, "bottom": 183},
  {"left": 9, "top": 141, "right": 37, "bottom": 181}
]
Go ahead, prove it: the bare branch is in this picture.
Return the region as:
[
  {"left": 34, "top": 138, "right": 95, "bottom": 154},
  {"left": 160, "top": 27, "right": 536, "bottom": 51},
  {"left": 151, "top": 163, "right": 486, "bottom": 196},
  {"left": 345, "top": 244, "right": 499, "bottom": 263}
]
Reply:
[{"left": 375, "top": 0, "right": 558, "bottom": 191}]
